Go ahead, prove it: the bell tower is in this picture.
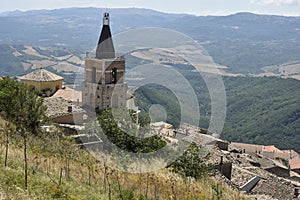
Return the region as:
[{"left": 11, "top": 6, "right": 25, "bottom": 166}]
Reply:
[{"left": 82, "top": 12, "right": 127, "bottom": 112}]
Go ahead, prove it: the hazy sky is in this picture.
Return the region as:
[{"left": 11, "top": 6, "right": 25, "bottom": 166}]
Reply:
[{"left": 1, "top": 0, "right": 300, "bottom": 16}]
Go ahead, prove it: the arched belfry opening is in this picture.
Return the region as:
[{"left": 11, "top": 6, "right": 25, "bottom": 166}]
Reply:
[
  {"left": 83, "top": 12, "right": 127, "bottom": 112},
  {"left": 112, "top": 68, "right": 117, "bottom": 84},
  {"left": 91, "top": 67, "right": 96, "bottom": 83}
]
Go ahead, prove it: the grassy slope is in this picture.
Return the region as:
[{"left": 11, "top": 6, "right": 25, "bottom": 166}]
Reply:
[
  {"left": 0, "top": 44, "right": 83, "bottom": 85},
  {"left": 0, "top": 122, "right": 246, "bottom": 200}
]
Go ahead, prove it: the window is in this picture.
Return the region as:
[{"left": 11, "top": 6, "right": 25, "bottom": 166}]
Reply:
[
  {"left": 92, "top": 67, "right": 96, "bottom": 83},
  {"left": 112, "top": 68, "right": 117, "bottom": 84}
]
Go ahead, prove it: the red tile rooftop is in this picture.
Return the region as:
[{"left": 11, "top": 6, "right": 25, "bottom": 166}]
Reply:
[
  {"left": 282, "top": 150, "right": 299, "bottom": 157},
  {"left": 263, "top": 145, "right": 283, "bottom": 153},
  {"left": 289, "top": 158, "right": 300, "bottom": 170},
  {"left": 52, "top": 87, "right": 82, "bottom": 103}
]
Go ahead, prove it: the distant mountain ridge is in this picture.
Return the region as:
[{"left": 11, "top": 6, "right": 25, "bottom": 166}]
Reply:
[
  {"left": 0, "top": 8, "right": 299, "bottom": 158},
  {"left": 1, "top": 7, "right": 300, "bottom": 74}
]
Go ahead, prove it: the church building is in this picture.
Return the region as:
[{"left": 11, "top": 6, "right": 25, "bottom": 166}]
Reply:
[
  {"left": 19, "top": 68, "right": 63, "bottom": 97},
  {"left": 82, "top": 12, "right": 127, "bottom": 112}
]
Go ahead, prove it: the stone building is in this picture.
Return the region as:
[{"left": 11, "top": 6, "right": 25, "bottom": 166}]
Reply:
[
  {"left": 19, "top": 68, "right": 63, "bottom": 96},
  {"left": 43, "top": 97, "right": 85, "bottom": 125},
  {"left": 53, "top": 87, "right": 82, "bottom": 104},
  {"left": 82, "top": 12, "right": 127, "bottom": 112},
  {"left": 231, "top": 142, "right": 264, "bottom": 154}
]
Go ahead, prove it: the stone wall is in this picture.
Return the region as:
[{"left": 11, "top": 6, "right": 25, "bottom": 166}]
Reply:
[
  {"left": 214, "top": 162, "right": 232, "bottom": 180},
  {"left": 231, "top": 142, "right": 263, "bottom": 155},
  {"left": 83, "top": 57, "right": 127, "bottom": 110},
  {"left": 82, "top": 82, "right": 127, "bottom": 110},
  {"left": 52, "top": 113, "right": 84, "bottom": 125},
  {"left": 85, "top": 58, "right": 125, "bottom": 84}
]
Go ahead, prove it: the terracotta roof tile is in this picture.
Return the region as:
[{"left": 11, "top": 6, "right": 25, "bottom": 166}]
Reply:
[
  {"left": 43, "top": 97, "right": 85, "bottom": 118},
  {"left": 52, "top": 87, "right": 82, "bottom": 102},
  {"left": 20, "top": 69, "right": 63, "bottom": 82},
  {"left": 289, "top": 158, "right": 300, "bottom": 170},
  {"left": 263, "top": 145, "right": 283, "bottom": 153},
  {"left": 282, "top": 150, "right": 299, "bottom": 157}
]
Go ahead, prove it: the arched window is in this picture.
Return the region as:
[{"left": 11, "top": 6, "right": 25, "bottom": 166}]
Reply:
[
  {"left": 112, "top": 68, "right": 117, "bottom": 84},
  {"left": 92, "top": 67, "right": 96, "bottom": 83}
]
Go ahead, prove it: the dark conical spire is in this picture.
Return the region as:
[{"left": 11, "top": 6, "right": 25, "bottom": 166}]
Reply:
[{"left": 96, "top": 12, "right": 115, "bottom": 59}]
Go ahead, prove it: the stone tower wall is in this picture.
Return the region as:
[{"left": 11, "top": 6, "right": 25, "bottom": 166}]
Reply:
[{"left": 83, "top": 58, "right": 127, "bottom": 111}]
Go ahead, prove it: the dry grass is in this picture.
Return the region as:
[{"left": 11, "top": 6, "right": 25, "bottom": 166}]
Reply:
[
  {"left": 0, "top": 122, "right": 248, "bottom": 200},
  {"left": 260, "top": 61, "right": 300, "bottom": 80}
]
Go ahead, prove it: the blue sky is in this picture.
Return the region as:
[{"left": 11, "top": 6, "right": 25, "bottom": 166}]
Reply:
[{"left": 1, "top": 0, "right": 300, "bottom": 16}]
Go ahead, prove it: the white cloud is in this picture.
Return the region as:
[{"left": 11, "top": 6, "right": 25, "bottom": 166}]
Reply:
[{"left": 250, "top": 0, "right": 299, "bottom": 5}]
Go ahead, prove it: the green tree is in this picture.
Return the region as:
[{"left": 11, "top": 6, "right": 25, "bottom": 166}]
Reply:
[
  {"left": 0, "top": 117, "right": 9, "bottom": 167},
  {"left": 0, "top": 77, "right": 21, "bottom": 167},
  {"left": 169, "top": 143, "right": 213, "bottom": 179},
  {"left": 97, "top": 109, "right": 166, "bottom": 153},
  {"left": 0, "top": 77, "right": 47, "bottom": 189}
]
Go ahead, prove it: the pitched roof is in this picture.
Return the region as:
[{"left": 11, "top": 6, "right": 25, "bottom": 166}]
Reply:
[
  {"left": 282, "top": 149, "right": 299, "bottom": 157},
  {"left": 96, "top": 12, "right": 115, "bottom": 59},
  {"left": 43, "top": 97, "right": 85, "bottom": 118},
  {"left": 263, "top": 145, "right": 283, "bottom": 153},
  {"left": 182, "top": 132, "right": 227, "bottom": 146},
  {"left": 231, "top": 142, "right": 264, "bottom": 152},
  {"left": 289, "top": 158, "right": 300, "bottom": 170},
  {"left": 19, "top": 68, "right": 63, "bottom": 82},
  {"left": 52, "top": 87, "right": 82, "bottom": 102}
]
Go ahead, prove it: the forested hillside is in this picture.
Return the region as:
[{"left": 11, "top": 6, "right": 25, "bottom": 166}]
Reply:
[{"left": 134, "top": 74, "right": 300, "bottom": 151}]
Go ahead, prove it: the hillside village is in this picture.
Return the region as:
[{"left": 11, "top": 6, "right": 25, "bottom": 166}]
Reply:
[
  {"left": 1, "top": 10, "right": 300, "bottom": 200},
  {"left": 10, "top": 64, "right": 300, "bottom": 199},
  {"left": 3, "top": 11, "right": 300, "bottom": 199},
  {"left": 159, "top": 122, "right": 300, "bottom": 199},
  {"left": 2, "top": 81, "right": 300, "bottom": 200}
]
